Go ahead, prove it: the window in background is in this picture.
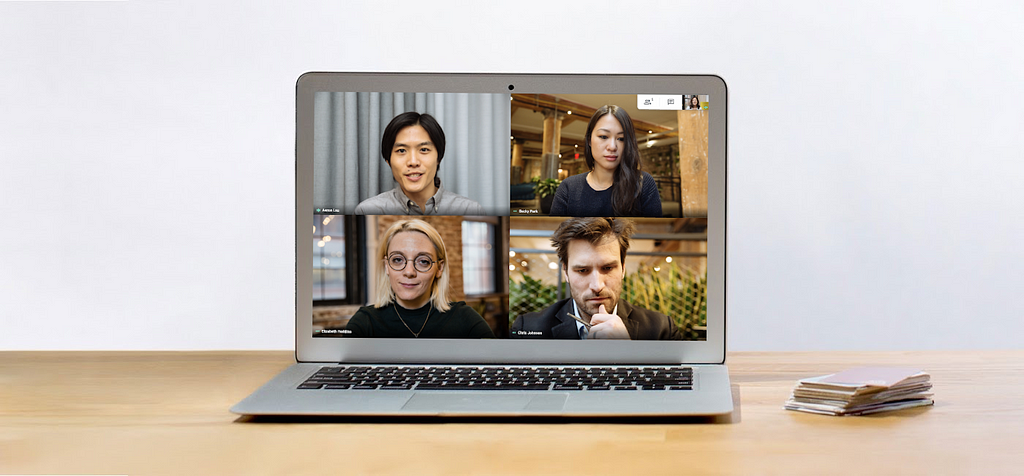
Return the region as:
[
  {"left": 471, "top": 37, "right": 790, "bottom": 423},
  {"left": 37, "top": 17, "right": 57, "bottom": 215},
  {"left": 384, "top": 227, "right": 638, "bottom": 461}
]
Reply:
[
  {"left": 314, "top": 215, "right": 347, "bottom": 301},
  {"left": 462, "top": 220, "right": 496, "bottom": 295}
]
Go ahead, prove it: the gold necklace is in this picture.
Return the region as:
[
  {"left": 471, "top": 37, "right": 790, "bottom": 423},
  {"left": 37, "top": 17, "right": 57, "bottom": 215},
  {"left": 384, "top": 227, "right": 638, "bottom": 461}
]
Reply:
[{"left": 394, "top": 302, "right": 432, "bottom": 338}]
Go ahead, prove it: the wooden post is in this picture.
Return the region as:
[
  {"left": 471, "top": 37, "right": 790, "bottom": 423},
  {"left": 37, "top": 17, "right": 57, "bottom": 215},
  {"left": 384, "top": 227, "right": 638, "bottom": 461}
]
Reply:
[
  {"left": 677, "top": 110, "right": 709, "bottom": 217},
  {"left": 541, "top": 109, "right": 564, "bottom": 180},
  {"left": 511, "top": 139, "right": 525, "bottom": 184}
]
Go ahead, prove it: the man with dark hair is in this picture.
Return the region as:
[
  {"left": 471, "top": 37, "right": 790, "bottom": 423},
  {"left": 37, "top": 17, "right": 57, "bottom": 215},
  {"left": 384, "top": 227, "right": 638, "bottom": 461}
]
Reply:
[
  {"left": 511, "top": 217, "right": 683, "bottom": 340},
  {"left": 354, "top": 112, "right": 484, "bottom": 215}
]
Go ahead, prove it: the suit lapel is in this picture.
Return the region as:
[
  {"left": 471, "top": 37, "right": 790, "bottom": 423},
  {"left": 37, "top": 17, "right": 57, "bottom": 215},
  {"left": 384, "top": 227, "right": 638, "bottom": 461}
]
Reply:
[
  {"left": 550, "top": 300, "right": 582, "bottom": 339},
  {"left": 616, "top": 301, "right": 639, "bottom": 340}
]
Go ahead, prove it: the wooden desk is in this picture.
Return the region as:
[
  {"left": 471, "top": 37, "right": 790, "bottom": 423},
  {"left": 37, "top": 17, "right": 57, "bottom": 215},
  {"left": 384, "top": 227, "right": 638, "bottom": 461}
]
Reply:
[{"left": 2, "top": 351, "right": 1022, "bottom": 475}]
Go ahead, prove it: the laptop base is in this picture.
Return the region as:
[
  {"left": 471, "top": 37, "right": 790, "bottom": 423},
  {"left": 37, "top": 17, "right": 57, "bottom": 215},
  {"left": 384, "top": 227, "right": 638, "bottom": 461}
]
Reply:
[{"left": 231, "top": 363, "right": 733, "bottom": 417}]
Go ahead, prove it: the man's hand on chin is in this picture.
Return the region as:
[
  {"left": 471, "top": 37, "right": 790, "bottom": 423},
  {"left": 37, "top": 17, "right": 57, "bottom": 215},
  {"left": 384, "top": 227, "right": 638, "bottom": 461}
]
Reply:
[{"left": 588, "top": 304, "right": 630, "bottom": 340}]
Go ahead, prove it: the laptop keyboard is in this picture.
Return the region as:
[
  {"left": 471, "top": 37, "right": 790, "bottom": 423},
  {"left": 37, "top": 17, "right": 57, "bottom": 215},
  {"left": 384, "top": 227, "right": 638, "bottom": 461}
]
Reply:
[{"left": 298, "top": 366, "right": 693, "bottom": 391}]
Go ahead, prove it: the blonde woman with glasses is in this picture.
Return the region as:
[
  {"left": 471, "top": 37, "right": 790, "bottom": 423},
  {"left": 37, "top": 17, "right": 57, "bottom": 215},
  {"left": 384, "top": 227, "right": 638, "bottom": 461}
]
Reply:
[{"left": 345, "top": 219, "right": 494, "bottom": 338}]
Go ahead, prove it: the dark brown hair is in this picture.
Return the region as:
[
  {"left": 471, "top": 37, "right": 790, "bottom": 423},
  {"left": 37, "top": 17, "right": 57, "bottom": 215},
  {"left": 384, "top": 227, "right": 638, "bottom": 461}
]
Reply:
[
  {"left": 584, "top": 105, "right": 643, "bottom": 216},
  {"left": 551, "top": 217, "right": 636, "bottom": 269}
]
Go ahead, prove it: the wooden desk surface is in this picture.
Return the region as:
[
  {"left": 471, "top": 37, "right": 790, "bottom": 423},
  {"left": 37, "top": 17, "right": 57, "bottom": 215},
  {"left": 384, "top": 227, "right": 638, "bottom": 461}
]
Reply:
[{"left": 2, "top": 351, "right": 1022, "bottom": 475}]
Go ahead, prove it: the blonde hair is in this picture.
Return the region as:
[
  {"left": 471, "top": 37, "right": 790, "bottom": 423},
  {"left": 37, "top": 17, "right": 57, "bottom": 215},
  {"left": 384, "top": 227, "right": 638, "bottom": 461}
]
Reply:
[{"left": 372, "top": 219, "right": 452, "bottom": 312}]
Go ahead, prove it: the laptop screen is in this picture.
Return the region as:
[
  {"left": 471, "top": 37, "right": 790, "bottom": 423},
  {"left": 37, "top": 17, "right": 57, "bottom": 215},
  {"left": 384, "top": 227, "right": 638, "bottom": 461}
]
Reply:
[{"left": 309, "top": 87, "right": 712, "bottom": 343}]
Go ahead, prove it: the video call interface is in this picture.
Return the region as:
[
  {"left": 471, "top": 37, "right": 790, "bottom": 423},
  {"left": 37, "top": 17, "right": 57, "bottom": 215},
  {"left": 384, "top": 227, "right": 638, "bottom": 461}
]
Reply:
[{"left": 312, "top": 92, "right": 710, "bottom": 341}]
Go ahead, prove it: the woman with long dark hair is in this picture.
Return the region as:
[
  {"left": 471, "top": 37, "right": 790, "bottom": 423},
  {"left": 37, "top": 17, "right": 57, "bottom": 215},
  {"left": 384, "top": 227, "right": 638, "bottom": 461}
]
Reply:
[{"left": 549, "top": 105, "right": 662, "bottom": 217}]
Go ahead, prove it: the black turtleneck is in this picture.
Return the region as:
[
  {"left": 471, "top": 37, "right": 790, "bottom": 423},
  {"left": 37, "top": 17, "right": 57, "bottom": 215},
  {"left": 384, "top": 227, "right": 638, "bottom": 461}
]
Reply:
[{"left": 345, "top": 301, "right": 494, "bottom": 338}]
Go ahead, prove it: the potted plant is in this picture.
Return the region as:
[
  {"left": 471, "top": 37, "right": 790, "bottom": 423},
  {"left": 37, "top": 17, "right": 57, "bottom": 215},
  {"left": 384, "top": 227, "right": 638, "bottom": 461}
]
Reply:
[
  {"left": 508, "top": 274, "right": 560, "bottom": 327},
  {"left": 534, "top": 178, "right": 561, "bottom": 214},
  {"left": 622, "top": 263, "right": 707, "bottom": 340}
]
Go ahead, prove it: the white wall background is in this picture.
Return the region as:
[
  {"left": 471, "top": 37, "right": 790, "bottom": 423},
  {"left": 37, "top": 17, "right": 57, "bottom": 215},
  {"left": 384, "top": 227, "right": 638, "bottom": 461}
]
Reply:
[{"left": 2, "top": 1, "right": 1021, "bottom": 351}]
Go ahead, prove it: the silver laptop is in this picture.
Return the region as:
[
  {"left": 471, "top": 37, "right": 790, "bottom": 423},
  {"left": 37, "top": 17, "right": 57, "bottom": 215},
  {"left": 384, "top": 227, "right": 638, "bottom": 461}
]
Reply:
[{"left": 232, "top": 73, "right": 731, "bottom": 417}]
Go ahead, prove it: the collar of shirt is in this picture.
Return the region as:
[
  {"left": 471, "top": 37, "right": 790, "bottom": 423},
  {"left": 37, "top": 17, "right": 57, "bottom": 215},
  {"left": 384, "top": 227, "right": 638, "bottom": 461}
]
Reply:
[
  {"left": 390, "top": 182, "right": 449, "bottom": 215},
  {"left": 571, "top": 300, "right": 617, "bottom": 340}
]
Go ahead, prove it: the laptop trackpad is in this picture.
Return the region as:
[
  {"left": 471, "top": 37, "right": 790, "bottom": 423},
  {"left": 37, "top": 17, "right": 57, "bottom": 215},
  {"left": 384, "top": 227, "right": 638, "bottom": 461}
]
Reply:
[{"left": 402, "top": 393, "right": 567, "bottom": 413}]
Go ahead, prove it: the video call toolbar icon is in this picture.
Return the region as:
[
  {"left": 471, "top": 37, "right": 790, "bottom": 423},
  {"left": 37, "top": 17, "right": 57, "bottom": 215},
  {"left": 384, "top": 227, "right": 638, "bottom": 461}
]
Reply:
[{"left": 637, "top": 94, "right": 685, "bottom": 110}]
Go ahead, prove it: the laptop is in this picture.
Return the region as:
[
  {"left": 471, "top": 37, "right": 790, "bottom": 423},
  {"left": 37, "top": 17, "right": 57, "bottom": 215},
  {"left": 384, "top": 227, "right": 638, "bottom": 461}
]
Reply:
[{"left": 231, "top": 73, "right": 732, "bottom": 417}]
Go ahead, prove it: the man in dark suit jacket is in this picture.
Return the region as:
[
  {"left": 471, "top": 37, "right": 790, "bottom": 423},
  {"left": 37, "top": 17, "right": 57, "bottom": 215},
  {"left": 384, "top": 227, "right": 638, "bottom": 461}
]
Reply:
[
  {"left": 510, "top": 217, "right": 684, "bottom": 341},
  {"left": 511, "top": 298, "right": 683, "bottom": 340}
]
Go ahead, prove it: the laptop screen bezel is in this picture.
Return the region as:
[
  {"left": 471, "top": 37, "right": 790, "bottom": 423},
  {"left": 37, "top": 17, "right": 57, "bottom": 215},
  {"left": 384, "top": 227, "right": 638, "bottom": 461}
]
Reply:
[{"left": 295, "top": 72, "right": 727, "bottom": 364}]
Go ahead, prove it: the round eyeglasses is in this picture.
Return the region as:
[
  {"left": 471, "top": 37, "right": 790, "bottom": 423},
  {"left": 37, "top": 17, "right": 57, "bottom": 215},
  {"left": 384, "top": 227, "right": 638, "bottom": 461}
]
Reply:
[{"left": 386, "top": 254, "right": 439, "bottom": 272}]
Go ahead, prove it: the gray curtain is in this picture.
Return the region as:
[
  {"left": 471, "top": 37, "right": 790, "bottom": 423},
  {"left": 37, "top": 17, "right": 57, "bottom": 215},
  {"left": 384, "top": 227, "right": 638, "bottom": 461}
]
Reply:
[{"left": 314, "top": 92, "right": 509, "bottom": 215}]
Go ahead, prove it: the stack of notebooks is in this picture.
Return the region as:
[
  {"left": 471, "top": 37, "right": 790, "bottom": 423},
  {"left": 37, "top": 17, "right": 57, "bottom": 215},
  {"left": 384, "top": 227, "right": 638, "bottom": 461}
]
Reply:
[{"left": 785, "top": 367, "right": 934, "bottom": 416}]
